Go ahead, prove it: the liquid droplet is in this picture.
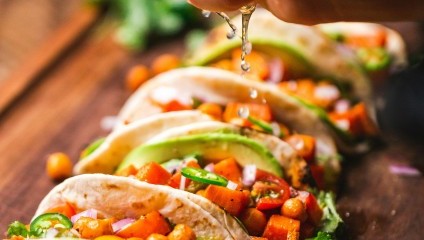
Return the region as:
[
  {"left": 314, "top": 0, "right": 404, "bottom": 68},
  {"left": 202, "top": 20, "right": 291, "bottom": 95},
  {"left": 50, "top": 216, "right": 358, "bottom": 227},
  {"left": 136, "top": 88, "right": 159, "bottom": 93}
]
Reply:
[
  {"left": 245, "top": 41, "right": 252, "bottom": 54},
  {"left": 249, "top": 88, "right": 258, "bottom": 99},
  {"left": 226, "top": 30, "right": 236, "bottom": 39},
  {"left": 241, "top": 60, "right": 250, "bottom": 72},
  {"left": 201, "top": 10, "right": 211, "bottom": 18},
  {"left": 345, "top": 212, "right": 351, "bottom": 218},
  {"left": 237, "top": 107, "right": 250, "bottom": 119}
]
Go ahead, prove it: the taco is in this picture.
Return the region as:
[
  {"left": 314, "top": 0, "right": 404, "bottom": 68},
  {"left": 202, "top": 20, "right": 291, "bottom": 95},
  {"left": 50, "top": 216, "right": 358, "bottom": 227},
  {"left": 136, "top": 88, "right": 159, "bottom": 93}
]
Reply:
[
  {"left": 184, "top": 9, "right": 378, "bottom": 153},
  {"left": 79, "top": 67, "right": 343, "bottom": 188},
  {"left": 6, "top": 174, "right": 250, "bottom": 239},
  {"left": 112, "top": 127, "right": 343, "bottom": 239},
  {"left": 316, "top": 22, "right": 407, "bottom": 74}
]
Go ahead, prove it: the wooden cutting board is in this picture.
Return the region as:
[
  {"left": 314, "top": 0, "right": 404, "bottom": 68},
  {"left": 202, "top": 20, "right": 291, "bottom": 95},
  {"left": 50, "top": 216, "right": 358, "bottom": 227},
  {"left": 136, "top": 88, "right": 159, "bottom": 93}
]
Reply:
[{"left": 0, "top": 8, "right": 423, "bottom": 239}]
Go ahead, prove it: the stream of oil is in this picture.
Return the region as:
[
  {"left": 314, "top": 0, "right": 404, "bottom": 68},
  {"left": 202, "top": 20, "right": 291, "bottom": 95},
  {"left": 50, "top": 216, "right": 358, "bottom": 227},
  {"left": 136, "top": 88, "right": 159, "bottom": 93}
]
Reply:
[{"left": 203, "top": 5, "right": 261, "bottom": 120}]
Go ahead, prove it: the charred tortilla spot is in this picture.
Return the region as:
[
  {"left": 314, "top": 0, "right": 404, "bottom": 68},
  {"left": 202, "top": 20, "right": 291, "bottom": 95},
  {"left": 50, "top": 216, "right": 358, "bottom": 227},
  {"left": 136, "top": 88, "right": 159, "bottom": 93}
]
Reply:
[{"left": 131, "top": 202, "right": 145, "bottom": 209}]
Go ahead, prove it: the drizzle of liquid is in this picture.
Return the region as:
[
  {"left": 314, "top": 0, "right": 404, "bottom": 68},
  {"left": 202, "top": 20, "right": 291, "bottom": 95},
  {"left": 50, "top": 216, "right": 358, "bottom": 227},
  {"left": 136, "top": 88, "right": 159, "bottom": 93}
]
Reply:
[
  {"left": 249, "top": 88, "right": 258, "bottom": 99},
  {"left": 239, "top": 3, "right": 256, "bottom": 73},
  {"left": 216, "top": 12, "right": 237, "bottom": 40}
]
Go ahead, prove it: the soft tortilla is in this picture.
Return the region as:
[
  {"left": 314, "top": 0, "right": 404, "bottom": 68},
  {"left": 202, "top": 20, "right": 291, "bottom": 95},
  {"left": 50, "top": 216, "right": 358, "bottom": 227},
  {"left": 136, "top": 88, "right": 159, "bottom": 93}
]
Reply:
[
  {"left": 74, "top": 111, "right": 213, "bottom": 174},
  {"left": 35, "top": 174, "right": 250, "bottom": 239}
]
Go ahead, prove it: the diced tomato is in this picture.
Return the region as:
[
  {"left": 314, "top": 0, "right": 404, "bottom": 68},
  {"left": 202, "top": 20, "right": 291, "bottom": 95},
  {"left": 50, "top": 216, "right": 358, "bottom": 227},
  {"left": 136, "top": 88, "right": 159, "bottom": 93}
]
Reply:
[
  {"left": 136, "top": 162, "right": 172, "bottom": 185},
  {"left": 162, "top": 100, "right": 192, "bottom": 112},
  {"left": 256, "top": 197, "right": 286, "bottom": 211},
  {"left": 204, "top": 185, "right": 250, "bottom": 216},
  {"left": 285, "top": 134, "right": 316, "bottom": 163},
  {"left": 45, "top": 203, "right": 76, "bottom": 219},
  {"left": 255, "top": 170, "right": 291, "bottom": 203},
  {"left": 262, "top": 215, "right": 300, "bottom": 240},
  {"left": 309, "top": 165, "right": 325, "bottom": 190},
  {"left": 223, "top": 102, "right": 273, "bottom": 125},
  {"left": 213, "top": 158, "right": 242, "bottom": 185},
  {"left": 304, "top": 194, "right": 323, "bottom": 226},
  {"left": 116, "top": 211, "right": 171, "bottom": 238}
]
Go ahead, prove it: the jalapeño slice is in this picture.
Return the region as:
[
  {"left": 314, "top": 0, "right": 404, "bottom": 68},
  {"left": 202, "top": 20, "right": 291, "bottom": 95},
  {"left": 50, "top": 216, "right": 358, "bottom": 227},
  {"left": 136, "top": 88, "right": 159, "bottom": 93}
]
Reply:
[
  {"left": 30, "top": 213, "right": 72, "bottom": 237},
  {"left": 181, "top": 167, "right": 228, "bottom": 186}
]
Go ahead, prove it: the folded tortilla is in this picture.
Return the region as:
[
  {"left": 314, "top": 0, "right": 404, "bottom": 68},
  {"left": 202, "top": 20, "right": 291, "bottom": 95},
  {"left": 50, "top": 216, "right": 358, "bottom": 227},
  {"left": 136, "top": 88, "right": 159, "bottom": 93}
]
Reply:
[{"left": 35, "top": 174, "right": 250, "bottom": 239}]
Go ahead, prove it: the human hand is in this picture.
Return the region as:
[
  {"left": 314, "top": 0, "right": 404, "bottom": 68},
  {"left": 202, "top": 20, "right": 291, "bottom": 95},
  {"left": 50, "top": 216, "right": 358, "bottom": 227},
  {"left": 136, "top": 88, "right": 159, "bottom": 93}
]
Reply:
[{"left": 188, "top": 0, "right": 424, "bottom": 25}]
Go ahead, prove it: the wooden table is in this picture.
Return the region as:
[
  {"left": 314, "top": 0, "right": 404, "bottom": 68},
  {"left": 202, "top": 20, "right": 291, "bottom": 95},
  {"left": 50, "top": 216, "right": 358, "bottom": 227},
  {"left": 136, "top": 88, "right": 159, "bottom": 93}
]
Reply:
[{"left": 0, "top": 6, "right": 423, "bottom": 239}]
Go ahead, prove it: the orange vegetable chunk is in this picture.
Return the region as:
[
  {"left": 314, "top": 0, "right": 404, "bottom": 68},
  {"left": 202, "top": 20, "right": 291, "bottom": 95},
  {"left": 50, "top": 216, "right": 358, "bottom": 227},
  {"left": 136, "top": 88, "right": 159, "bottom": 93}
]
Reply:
[
  {"left": 136, "top": 162, "right": 172, "bottom": 185},
  {"left": 117, "top": 211, "right": 171, "bottom": 238},
  {"left": 262, "top": 215, "right": 300, "bottom": 240},
  {"left": 213, "top": 158, "right": 242, "bottom": 185},
  {"left": 204, "top": 185, "right": 249, "bottom": 216}
]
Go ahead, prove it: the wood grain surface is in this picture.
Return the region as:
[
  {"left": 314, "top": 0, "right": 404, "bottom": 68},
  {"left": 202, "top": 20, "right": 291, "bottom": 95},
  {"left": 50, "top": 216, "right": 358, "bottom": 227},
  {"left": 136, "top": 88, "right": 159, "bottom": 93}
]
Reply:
[{"left": 0, "top": 14, "right": 423, "bottom": 240}]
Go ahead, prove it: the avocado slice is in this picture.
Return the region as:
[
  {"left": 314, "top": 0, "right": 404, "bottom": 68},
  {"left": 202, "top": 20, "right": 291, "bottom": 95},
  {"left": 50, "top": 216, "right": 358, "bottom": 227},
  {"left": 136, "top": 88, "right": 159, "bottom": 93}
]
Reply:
[
  {"left": 80, "top": 138, "right": 106, "bottom": 159},
  {"left": 118, "top": 133, "right": 283, "bottom": 177}
]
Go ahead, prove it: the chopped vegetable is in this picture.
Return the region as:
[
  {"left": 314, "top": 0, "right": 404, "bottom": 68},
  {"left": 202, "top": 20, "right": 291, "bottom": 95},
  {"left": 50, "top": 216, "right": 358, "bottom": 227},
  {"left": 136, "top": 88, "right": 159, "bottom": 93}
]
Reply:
[
  {"left": 305, "top": 193, "right": 324, "bottom": 226},
  {"left": 197, "top": 102, "right": 223, "bottom": 120},
  {"left": 357, "top": 47, "right": 391, "bottom": 71},
  {"left": 344, "top": 30, "right": 386, "bottom": 48},
  {"left": 213, "top": 158, "right": 242, "bottom": 185},
  {"left": 167, "top": 224, "right": 196, "bottom": 240},
  {"left": 45, "top": 203, "right": 76, "bottom": 219},
  {"left": 151, "top": 54, "right": 181, "bottom": 76},
  {"left": 116, "top": 211, "right": 171, "bottom": 238},
  {"left": 136, "top": 162, "right": 172, "bottom": 185},
  {"left": 125, "top": 65, "right": 151, "bottom": 91},
  {"left": 247, "top": 115, "right": 274, "bottom": 134},
  {"left": 232, "top": 49, "right": 269, "bottom": 80},
  {"left": 181, "top": 167, "right": 228, "bottom": 187},
  {"left": 223, "top": 102, "right": 273, "bottom": 124},
  {"left": 285, "top": 134, "right": 316, "bottom": 163},
  {"left": 46, "top": 152, "right": 73, "bottom": 181},
  {"left": 240, "top": 208, "right": 267, "bottom": 236},
  {"left": 262, "top": 215, "right": 300, "bottom": 240},
  {"left": 204, "top": 185, "right": 249, "bottom": 216},
  {"left": 146, "top": 233, "right": 168, "bottom": 240},
  {"left": 115, "top": 164, "right": 138, "bottom": 177},
  {"left": 7, "top": 221, "right": 28, "bottom": 238},
  {"left": 389, "top": 164, "right": 422, "bottom": 177},
  {"left": 30, "top": 213, "right": 73, "bottom": 237},
  {"left": 73, "top": 217, "right": 114, "bottom": 239},
  {"left": 318, "top": 192, "right": 343, "bottom": 233},
  {"left": 162, "top": 100, "right": 193, "bottom": 112}
]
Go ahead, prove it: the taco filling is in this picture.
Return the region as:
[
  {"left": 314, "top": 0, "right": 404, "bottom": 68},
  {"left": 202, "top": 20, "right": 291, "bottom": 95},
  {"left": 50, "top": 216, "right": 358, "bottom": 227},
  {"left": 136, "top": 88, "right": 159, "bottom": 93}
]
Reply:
[{"left": 116, "top": 138, "right": 342, "bottom": 239}]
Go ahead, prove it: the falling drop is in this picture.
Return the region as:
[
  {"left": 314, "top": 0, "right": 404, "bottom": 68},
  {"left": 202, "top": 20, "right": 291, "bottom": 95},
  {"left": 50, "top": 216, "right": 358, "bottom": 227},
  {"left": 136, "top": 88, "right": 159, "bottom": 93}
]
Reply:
[
  {"left": 241, "top": 60, "right": 251, "bottom": 72},
  {"left": 237, "top": 106, "right": 250, "bottom": 119},
  {"left": 201, "top": 10, "right": 211, "bottom": 18},
  {"left": 249, "top": 88, "right": 258, "bottom": 99},
  {"left": 226, "top": 30, "right": 236, "bottom": 39}
]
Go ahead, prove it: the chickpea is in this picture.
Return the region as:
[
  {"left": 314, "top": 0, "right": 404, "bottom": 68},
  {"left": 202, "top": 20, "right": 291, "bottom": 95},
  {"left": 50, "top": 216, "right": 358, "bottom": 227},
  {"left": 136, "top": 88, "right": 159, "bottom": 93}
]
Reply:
[
  {"left": 197, "top": 103, "right": 223, "bottom": 120},
  {"left": 73, "top": 217, "right": 113, "bottom": 239},
  {"left": 46, "top": 152, "right": 73, "bottom": 181},
  {"left": 167, "top": 224, "right": 196, "bottom": 240},
  {"left": 281, "top": 198, "right": 307, "bottom": 222}
]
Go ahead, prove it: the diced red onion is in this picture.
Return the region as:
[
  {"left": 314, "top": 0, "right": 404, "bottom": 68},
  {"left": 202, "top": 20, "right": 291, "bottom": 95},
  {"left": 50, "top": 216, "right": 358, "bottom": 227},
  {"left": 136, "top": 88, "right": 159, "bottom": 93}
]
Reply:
[
  {"left": 204, "top": 163, "right": 215, "bottom": 172},
  {"left": 296, "top": 191, "right": 310, "bottom": 203},
  {"left": 71, "top": 209, "right": 98, "bottom": 224},
  {"left": 389, "top": 164, "right": 422, "bottom": 177},
  {"left": 289, "top": 187, "right": 299, "bottom": 198},
  {"left": 267, "top": 58, "right": 284, "bottom": 84},
  {"left": 179, "top": 176, "right": 187, "bottom": 190},
  {"left": 314, "top": 85, "right": 340, "bottom": 101},
  {"left": 45, "top": 228, "right": 59, "bottom": 238},
  {"left": 226, "top": 180, "right": 238, "bottom": 190},
  {"left": 112, "top": 218, "right": 135, "bottom": 233},
  {"left": 242, "top": 165, "right": 257, "bottom": 187},
  {"left": 334, "top": 99, "right": 351, "bottom": 113}
]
